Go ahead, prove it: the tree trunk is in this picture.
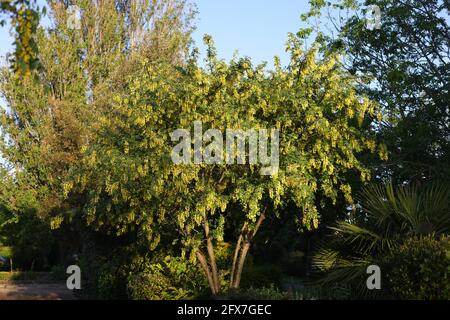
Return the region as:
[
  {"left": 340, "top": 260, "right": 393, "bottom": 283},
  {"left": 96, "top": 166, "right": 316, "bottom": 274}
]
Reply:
[
  {"left": 199, "top": 208, "right": 267, "bottom": 295},
  {"left": 230, "top": 221, "right": 248, "bottom": 288},
  {"left": 206, "top": 238, "right": 220, "bottom": 293},
  {"left": 204, "top": 220, "right": 220, "bottom": 294},
  {"left": 230, "top": 210, "right": 266, "bottom": 289},
  {"left": 196, "top": 250, "right": 217, "bottom": 296},
  {"left": 230, "top": 228, "right": 245, "bottom": 287},
  {"left": 232, "top": 241, "right": 251, "bottom": 289}
]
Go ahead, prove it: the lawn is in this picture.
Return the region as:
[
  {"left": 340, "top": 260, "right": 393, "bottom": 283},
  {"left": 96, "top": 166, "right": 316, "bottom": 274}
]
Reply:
[{"left": 0, "top": 271, "right": 56, "bottom": 282}]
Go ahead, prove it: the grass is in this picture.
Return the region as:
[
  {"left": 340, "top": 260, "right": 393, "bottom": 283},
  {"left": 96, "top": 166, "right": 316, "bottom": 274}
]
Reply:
[
  {"left": 0, "top": 271, "right": 37, "bottom": 281},
  {"left": 0, "top": 271, "right": 57, "bottom": 282}
]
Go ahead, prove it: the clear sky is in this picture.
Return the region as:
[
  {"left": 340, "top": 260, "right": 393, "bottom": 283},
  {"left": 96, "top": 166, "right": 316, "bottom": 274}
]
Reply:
[
  {"left": 192, "top": 0, "right": 308, "bottom": 66},
  {"left": 0, "top": 19, "right": 11, "bottom": 61},
  {"left": 0, "top": 0, "right": 309, "bottom": 67}
]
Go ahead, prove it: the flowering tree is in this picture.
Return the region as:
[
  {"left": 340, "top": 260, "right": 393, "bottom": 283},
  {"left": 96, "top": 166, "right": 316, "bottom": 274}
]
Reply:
[
  {"left": 0, "top": 0, "right": 42, "bottom": 76},
  {"left": 69, "top": 34, "right": 386, "bottom": 295}
]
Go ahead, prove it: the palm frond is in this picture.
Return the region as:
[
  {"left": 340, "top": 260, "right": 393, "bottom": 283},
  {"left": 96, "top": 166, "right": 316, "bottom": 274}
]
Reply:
[{"left": 312, "top": 181, "right": 450, "bottom": 298}]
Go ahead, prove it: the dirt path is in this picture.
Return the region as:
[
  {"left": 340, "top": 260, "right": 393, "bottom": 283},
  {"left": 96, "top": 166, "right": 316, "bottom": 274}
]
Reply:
[{"left": 0, "top": 282, "right": 76, "bottom": 300}]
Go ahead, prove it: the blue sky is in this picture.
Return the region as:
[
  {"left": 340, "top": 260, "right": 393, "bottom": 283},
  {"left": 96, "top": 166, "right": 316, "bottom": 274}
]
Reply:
[
  {"left": 192, "top": 0, "right": 308, "bottom": 66},
  {"left": 0, "top": 0, "right": 309, "bottom": 67}
]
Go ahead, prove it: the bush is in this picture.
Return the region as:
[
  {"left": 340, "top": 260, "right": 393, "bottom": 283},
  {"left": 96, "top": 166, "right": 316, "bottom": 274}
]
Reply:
[
  {"left": 224, "top": 285, "right": 290, "bottom": 300},
  {"left": 96, "top": 253, "right": 146, "bottom": 300},
  {"left": 224, "top": 284, "right": 337, "bottom": 300},
  {"left": 386, "top": 236, "right": 450, "bottom": 300},
  {"left": 127, "top": 270, "right": 190, "bottom": 300},
  {"left": 127, "top": 256, "right": 208, "bottom": 300},
  {"left": 240, "top": 265, "right": 282, "bottom": 289},
  {"left": 0, "top": 210, "right": 54, "bottom": 271}
]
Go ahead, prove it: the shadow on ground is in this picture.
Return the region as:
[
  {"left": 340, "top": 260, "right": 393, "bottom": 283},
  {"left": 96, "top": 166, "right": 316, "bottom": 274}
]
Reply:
[{"left": 0, "top": 283, "right": 76, "bottom": 300}]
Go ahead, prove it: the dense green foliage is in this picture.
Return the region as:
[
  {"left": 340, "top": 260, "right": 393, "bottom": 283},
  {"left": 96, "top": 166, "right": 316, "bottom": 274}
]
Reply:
[
  {"left": 386, "top": 236, "right": 450, "bottom": 299},
  {"left": 312, "top": 182, "right": 450, "bottom": 298},
  {"left": 300, "top": 0, "right": 450, "bottom": 183},
  {"left": 127, "top": 256, "right": 208, "bottom": 300},
  {"left": 1, "top": 0, "right": 196, "bottom": 283},
  {"left": 300, "top": 0, "right": 450, "bottom": 300},
  {"left": 0, "top": 168, "right": 54, "bottom": 270}
]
